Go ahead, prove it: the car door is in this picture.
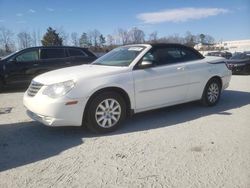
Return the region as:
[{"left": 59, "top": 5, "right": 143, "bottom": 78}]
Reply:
[
  {"left": 39, "top": 48, "right": 68, "bottom": 73},
  {"left": 4, "top": 48, "right": 40, "bottom": 84},
  {"left": 67, "top": 48, "right": 96, "bottom": 65},
  {"left": 132, "top": 47, "right": 190, "bottom": 111},
  {"left": 176, "top": 47, "right": 212, "bottom": 101}
]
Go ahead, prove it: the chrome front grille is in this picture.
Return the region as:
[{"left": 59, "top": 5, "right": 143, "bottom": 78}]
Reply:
[{"left": 27, "top": 81, "right": 44, "bottom": 97}]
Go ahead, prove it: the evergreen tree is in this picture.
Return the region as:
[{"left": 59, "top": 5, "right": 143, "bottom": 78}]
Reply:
[
  {"left": 41, "top": 27, "right": 63, "bottom": 46},
  {"left": 199, "top": 34, "right": 205, "bottom": 44},
  {"left": 99, "top": 34, "right": 106, "bottom": 47},
  {"left": 79, "top": 32, "right": 90, "bottom": 47}
]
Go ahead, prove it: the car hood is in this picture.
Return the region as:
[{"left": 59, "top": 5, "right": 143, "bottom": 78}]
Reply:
[{"left": 33, "top": 65, "right": 129, "bottom": 85}]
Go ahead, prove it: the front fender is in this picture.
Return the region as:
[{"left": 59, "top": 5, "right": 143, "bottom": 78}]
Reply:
[{"left": 66, "top": 71, "right": 136, "bottom": 110}]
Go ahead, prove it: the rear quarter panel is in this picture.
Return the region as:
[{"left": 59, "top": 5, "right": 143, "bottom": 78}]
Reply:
[
  {"left": 185, "top": 59, "right": 213, "bottom": 101},
  {"left": 185, "top": 57, "right": 231, "bottom": 101}
]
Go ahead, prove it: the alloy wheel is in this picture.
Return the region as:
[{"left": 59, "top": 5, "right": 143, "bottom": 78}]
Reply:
[
  {"left": 95, "top": 98, "right": 121, "bottom": 128},
  {"left": 207, "top": 83, "right": 220, "bottom": 103}
]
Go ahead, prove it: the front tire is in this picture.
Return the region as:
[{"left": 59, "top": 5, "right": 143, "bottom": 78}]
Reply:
[
  {"left": 201, "top": 78, "right": 221, "bottom": 106},
  {"left": 85, "top": 92, "right": 126, "bottom": 133}
]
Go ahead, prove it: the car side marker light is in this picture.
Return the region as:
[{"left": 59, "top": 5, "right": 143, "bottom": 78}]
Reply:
[{"left": 65, "top": 101, "right": 78, "bottom": 105}]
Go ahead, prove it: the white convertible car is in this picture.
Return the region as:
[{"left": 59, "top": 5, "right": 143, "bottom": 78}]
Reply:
[{"left": 23, "top": 43, "right": 232, "bottom": 133}]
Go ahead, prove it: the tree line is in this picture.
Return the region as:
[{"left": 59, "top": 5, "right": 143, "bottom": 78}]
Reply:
[{"left": 0, "top": 26, "right": 215, "bottom": 56}]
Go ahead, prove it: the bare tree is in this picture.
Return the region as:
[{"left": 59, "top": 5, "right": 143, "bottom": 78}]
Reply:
[
  {"left": 17, "top": 31, "right": 32, "bottom": 49},
  {"left": 106, "top": 34, "right": 114, "bottom": 46},
  {"left": 0, "top": 26, "right": 14, "bottom": 52},
  {"left": 128, "top": 27, "right": 145, "bottom": 44},
  {"left": 148, "top": 31, "right": 158, "bottom": 43},
  {"left": 86, "top": 31, "right": 93, "bottom": 47},
  {"left": 204, "top": 34, "right": 215, "bottom": 44},
  {"left": 31, "top": 30, "right": 42, "bottom": 46},
  {"left": 117, "top": 28, "right": 129, "bottom": 45},
  {"left": 37, "top": 30, "right": 42, "bottom": 46},
  {"left": 32, "top": 30, "right": 37, "bottom": 46},
  {"left": 89, "top": 29, "right": 101, "bottom": 47},
  {"left": 71, "top": 32, "right": 79, "bottom": 46},
  {"left": 110, "top": 33, "right": 121, "bottom": 46},
  {"left": 184, "top": 31, "right": 196, "bottom": 47},
  {"left": 158, "top": 34, "right": 185, "bottom": 44},
  {"left": 57, "top": 27, "right": 69, "bottom": 45}
]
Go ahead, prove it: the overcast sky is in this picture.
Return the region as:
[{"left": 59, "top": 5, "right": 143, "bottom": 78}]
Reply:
[{"left": 0, "top": 0, "right": 249, "bottom": 41}]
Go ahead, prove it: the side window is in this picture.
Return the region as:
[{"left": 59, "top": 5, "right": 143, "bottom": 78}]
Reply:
[
  {"left": 152, "top": 48, "right": 179, "bottom": 65},
  {"left": 181, "top": 48, "right": 203, "bottom": 61},
  {"left": 148, "top": 47, "right": 201, "bottom": 66},
  {"left": 40, "top": 49, "right": 65, "bottom": 59},
  {"left": 16, "top": 50, "right": 39, "bottom": 62},
  {"left": 142, "top": 52, "right": 155, "bottom": 62},
  {"left": 68, "top": 49, "right": 87, "bottom": 57}
]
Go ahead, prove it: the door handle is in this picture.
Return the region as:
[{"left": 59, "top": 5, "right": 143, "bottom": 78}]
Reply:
[
  {"left": 65, "top": 62, "right": 71, "bottom": 65},
  {"left": 33, "top": 64, "right": 39, "bottom": 66},
  {"left": 177, "top": 66, "right": 185, "bottom": 70}
]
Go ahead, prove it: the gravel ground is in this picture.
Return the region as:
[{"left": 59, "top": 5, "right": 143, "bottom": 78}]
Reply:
[{"left": 0, "top": 76, "right": 250, "bottom": 188}]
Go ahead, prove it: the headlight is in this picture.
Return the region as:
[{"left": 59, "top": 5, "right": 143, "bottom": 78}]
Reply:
[{"left": 43, "top": 80, "right": 75, "bottom": 98}]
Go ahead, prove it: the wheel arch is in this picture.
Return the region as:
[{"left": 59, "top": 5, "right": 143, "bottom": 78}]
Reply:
[
  {"left": 207, "top": 75, "right": 222, "bottom": 87},
  {"left": 200, "top": 75, "right": 223, "bottom": 100},
  {"left": 82, "top": 86, "right": 132, "bottom": 125},
  {"left": 201, "top": 75, "right": 223, "bottom": 106}
]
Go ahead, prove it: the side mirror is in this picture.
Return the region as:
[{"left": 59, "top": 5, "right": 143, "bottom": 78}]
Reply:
[
  {"left": 139, "top": 60, "right": 154, "bottom": 69},
  {"left": 8, "top": 59, "right": 17, "bottom": 63}
]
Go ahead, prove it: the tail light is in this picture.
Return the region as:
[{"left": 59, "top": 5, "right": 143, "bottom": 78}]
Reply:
[{"left": 225, "top": 62, "right": 233, "bottom": 70}]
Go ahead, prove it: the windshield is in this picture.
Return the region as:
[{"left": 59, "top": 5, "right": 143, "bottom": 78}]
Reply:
[
  {"left": 0, "top": 51, "right": 19, "bottom": 60},
  {"left": 92, "top": 46, "right": 145, "bottom": 66},
  {"left": 231, "top": 53, "right": 249, "bottom": 60}
]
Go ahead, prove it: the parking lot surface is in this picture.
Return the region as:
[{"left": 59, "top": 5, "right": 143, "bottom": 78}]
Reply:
[{"left": 0, "top": 76, "right": 250, "bottom": 188}]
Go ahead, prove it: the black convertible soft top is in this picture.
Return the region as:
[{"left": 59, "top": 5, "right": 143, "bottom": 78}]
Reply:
[{"left": 148, "top": 43, "right": 204, "bottom": 59}]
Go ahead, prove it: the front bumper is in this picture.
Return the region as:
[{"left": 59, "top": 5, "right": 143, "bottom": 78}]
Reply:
[{"left": 23, "top": 91, "right": 86, "bottom": 127}]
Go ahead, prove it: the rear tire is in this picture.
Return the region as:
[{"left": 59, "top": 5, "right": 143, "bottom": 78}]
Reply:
[
  {"left": 201, "top": 78, "right": 221, "bottom": 106},
  {"left": 85, "top": 92, "right": 126, "bottom": 133}
]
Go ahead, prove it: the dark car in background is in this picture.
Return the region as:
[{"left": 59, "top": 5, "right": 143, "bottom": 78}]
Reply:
[
  {"left": 226, "top": 52, "right": 250, "bottom": 75},
  {"left": 206, "top": 51, "right": 232, "bottom": 59},
  {"left": 0, "top": 46, "right": 97, "bottom": 90}
]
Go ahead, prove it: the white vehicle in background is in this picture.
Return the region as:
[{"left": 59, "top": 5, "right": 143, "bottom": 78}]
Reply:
[{"left": 23, "top": 43, "right": 232, "bottom": 133}]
